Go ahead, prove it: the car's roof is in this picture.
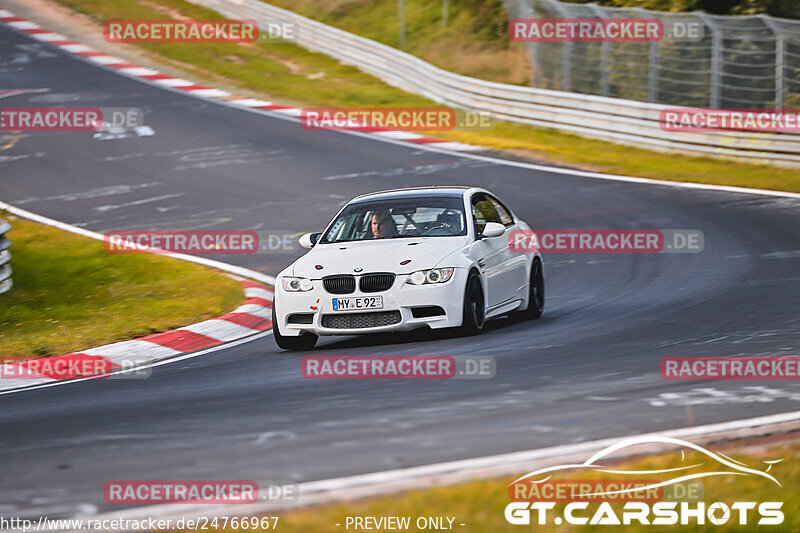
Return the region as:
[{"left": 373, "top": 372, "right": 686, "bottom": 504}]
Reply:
[{"left": 351, "top": 186, "right": 478, "bottom": 203}]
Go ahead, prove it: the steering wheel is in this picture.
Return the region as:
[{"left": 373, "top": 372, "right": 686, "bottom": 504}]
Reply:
[{"left": 426, "top": 209, "right": 461, "bottom": 235}]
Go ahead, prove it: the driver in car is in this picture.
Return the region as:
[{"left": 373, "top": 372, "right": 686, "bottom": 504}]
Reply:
[{"left": 371, "top": 210, "right": 399, "bottom": 239}]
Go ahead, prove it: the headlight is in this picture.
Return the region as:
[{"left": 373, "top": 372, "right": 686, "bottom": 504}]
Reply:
[
  {"left": 406, "top": 268, "right": 454, "bottom": 285},
  {"left": 281, "top": 276, "right": 313, "bottom": 292}
]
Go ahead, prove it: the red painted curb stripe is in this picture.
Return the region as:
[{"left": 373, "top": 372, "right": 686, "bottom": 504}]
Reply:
[
  {"left": 107, "top": 63, "right": 143, "bottom": 70},
  {"left": 174, "top": 84, "right": 211, "bottom": 91},
  {"left": 142, "top": 330, "right": 222, "bottom": 352},
  {"left": 138, "top": 73, "right": 176, "bottom": 81},
  {"left": 244, "top": 297, "right": 272, "bottom": 308},
  {"left": 219, "top": 313, "right": 271, "bottom": 331},
  {"left": 241, "top": 280, "right": 269, "bottom": 289},
  {"left": 75, "top": 50, "right": 107, "bottom": 57}
]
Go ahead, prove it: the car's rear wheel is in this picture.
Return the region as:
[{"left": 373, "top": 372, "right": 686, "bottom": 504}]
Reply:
[
  {"left": 272, "top": 304, "right": 318, "bottom": 351},
  {"left": 460, "top": 270, "right": 485, "bottom": 335},
  {"left": 521, "top": 258, "right": 544, "bottom": 319}
]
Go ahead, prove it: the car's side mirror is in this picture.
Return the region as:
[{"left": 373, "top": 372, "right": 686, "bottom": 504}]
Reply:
[
  {"left": 480, "top": 222, "right": 505, "bottom": 239},
  {"left": 299, "top": 232, "right": 320, "bottom": 249}
]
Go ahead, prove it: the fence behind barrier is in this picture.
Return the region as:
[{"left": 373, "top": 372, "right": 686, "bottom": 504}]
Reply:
[{"left": 188, "top": 0, "right": 800, "bottom": 167}]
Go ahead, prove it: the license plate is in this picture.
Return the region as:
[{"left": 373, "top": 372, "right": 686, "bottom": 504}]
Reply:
[{"left": 332, "top": 296, "right": 383, "bottom": 311}]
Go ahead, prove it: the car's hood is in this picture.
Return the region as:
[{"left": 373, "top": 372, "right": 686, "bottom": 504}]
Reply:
[{"left": 292, "top": 237, "right": 468, "bottom": 277}]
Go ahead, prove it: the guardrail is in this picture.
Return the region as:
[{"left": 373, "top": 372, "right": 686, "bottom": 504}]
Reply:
[
  {"left": 0, "top": 218, "right": 11, "bottom": 295},
  {"left": 190, "top": 0, "right": 800, "bottom": 167}
]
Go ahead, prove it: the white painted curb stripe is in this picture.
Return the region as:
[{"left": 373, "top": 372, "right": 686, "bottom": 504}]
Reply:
[
  {"left": 245, "top": 287, "right": 274, "bottom": 299},
  {"left": 87, "top": 55, "right": 127, "bottom": 65},
  {"left": 7, "top": 20, "right": 38, "bottom": 29},
  {"left": 59, "top": 43, "right": 93, "bottom": 53},
  {"left": 29, "top": 32, "right": 69, "bottom": 41},
  {"left": 232, "top": 304, "right": 272, "bottom": 318},
  {"left": 230, "top": 98, "right": 274, "bottom": 107},
  {"left": 182, "top": 319, "right": 260, "bottom": 342},
  {"left": 187, "top": 88, "right": 231, "bottom": 98},
  {"left": 152, "top": 77, "right": 197, "bottom": 87}
]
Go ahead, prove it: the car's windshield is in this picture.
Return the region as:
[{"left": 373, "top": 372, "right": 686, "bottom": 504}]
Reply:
[{"left": 321, "top": 196, "right": 467, "bottom": 243}]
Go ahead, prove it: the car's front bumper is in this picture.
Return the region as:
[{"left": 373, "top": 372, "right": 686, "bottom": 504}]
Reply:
[{"left": 274, "top": 270, "right": 467, "bottom": 337}]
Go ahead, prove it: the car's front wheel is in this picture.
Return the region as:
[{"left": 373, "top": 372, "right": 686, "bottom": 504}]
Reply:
[
  {"left": 272, "top": 304, "right": 318, "bottom": 351},
  {"left": 460, "top": 270, "right": 485, "bottom": 335}
]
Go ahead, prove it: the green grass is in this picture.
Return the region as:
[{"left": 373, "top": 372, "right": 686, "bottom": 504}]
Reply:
[
  {"left": 0, "top": 214, "right": 243, "bottom": 357},
  {"left": 264, "top": 0, "right": 529, "bottom": 84},
  {"left": 252, "top": 439, "right": 800, "bottom": 533},
  {"left": 53, "top": 0, "right": 800, "bottom": 192}
]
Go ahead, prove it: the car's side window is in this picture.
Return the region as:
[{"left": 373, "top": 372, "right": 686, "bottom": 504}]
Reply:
[
  {"left": 489, "top": 196, "right": 514, "bottom": 226},
  {"left": 471, "top": 194, "right": 501, "bottom": 236}
]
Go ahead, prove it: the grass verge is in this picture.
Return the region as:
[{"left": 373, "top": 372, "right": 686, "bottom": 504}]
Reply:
[
  {"left": 247, "top": 439, "right": 799, "bottom": 532},
  {"left": 0, "top": 214, "right": 243, "bottom": 357},
  {"left": 49, "top": 0, "right": 800, "bottom": 192}
]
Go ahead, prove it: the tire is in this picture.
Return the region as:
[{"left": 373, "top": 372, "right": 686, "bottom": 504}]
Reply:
[
  {"left": 521, "top": 258, "right": 544, "bottom": 319},
  {"left": 272, "top": 304, "right": 318, "bottom": 351},
  {"left": 460, "top": 270, "right": 486, "bottom": 335}
]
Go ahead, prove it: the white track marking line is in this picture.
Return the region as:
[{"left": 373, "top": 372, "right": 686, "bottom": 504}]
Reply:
[{"left": 0, "top": 201, "right": 276, "bottom": 286}]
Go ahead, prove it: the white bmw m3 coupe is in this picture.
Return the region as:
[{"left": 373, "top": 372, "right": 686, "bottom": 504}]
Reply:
[{"left": 272, "top": 186, "right": 544, "bottom": 350}]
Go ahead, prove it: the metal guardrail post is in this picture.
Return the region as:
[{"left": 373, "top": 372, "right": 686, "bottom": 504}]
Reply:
[
  {"left": 760, "top": 14, "right": 785, "bottom": 109},
  {"left": 588, "top": 4, "right": 611, "bottom": 97},
  {"left": 548, "top": 0, "right": 572, "bottom": 92},
  {"left": 697, "top": 13, "right": 721, "bottom": 108},
  {"left": 0, "top": 218, "right": 11, "bottom": 295},
  {"left": 636, "top": 8, "right": 660, "bottom": 103},
  {"left": 519, "top": 0, "right": 539, "bottom": 88}
]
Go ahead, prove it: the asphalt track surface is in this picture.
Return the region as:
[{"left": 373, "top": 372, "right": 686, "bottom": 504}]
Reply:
[{"left": 1, "top": 23, "right": 800, "bottom": 519}]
